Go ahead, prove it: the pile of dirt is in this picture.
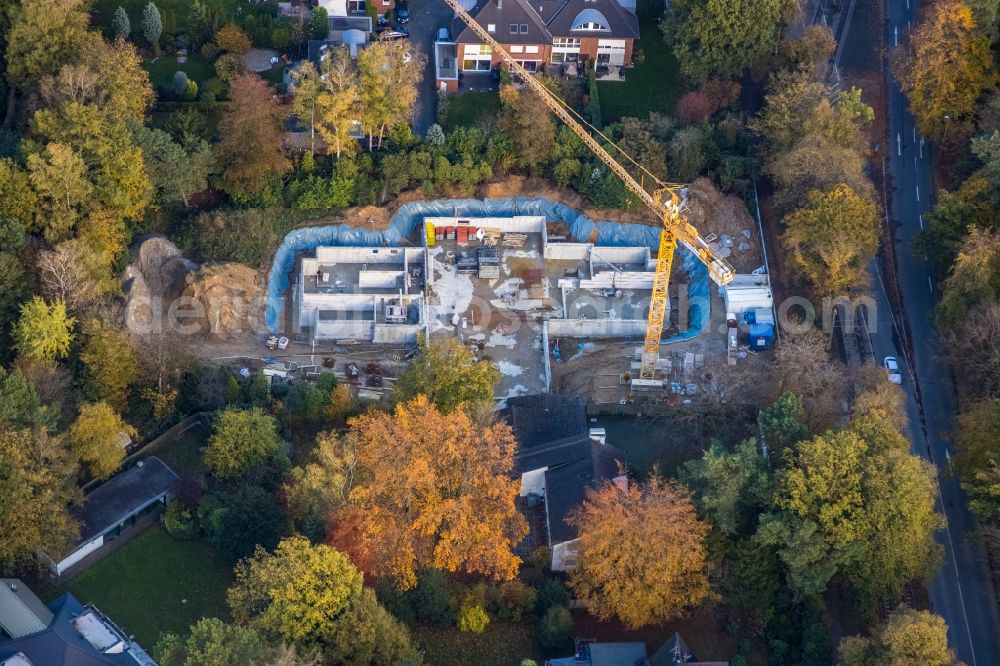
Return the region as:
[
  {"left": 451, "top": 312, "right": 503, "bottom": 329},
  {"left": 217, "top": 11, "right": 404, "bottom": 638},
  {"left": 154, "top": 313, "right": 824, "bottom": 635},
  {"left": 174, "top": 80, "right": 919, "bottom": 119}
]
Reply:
[
  {"left": 684, "top": 177, "right": 761, "bottom": 273},
  {"left": 182, "top": 263, "right": 264, "bottom": 340},
  {"left": 339, "top": 205, "right": 392, "bottom": 230},
  {"left": 123, "top": 235, "right": 197, "bottom": 328}
]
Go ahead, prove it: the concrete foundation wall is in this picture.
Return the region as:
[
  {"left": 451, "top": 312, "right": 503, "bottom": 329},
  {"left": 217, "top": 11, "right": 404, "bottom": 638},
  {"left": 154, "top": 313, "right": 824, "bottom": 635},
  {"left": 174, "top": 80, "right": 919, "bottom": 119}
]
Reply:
[
  {"left": 373, "top": 324, "right": 422, "bottom": 344},
  {"left": 312, "top": 246, "right": 414, "bottom": 265},
  {"left": 302, "top": 294, "right": 376, "bottom": 311},
  {"left": 314, "top": 319, "right": 375, "bottom": 340},
  {"left": 544, "top": 242, "right": 591, "bottom": 261},
  {"left": 548, "top": 319, "right": 647, "bottom": 338}
]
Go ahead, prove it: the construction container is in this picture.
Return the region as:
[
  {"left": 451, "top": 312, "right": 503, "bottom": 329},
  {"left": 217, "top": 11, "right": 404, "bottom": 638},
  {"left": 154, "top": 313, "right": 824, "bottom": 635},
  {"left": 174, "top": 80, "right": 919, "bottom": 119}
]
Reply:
[
  {"left": 457, "top": 226, "right": 469, "bottom": 244},
  {"left": 426, "top": 222, "right": 436, "bottom": 247},
  {"left": 445, "top": 226, "right": 457, "bottom": 240}
]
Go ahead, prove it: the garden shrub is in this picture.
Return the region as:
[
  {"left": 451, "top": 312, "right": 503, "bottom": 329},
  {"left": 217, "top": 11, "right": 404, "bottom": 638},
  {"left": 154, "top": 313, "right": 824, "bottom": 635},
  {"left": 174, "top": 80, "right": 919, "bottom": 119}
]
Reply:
[
  {"left": 457, "top": 603, "right": 490, "bottom": 634},
  {"left": 538, "top": 606, "right": 574, "bottom": 651},
  {"left": 162, "top": 499, "right": 200, "bottom": 540}
]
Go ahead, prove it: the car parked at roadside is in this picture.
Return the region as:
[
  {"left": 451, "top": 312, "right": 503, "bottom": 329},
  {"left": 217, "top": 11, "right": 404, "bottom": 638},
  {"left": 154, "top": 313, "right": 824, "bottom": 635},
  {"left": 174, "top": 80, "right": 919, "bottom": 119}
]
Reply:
[{"left": 884, "top": 356, "right": 902, "bottom": 384}]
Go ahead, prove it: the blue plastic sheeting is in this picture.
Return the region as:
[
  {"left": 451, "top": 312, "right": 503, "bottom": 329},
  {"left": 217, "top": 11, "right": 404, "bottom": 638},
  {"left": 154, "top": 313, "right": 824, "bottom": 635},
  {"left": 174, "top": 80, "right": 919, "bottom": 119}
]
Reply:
[{"left": 265, "top": 197, "right": 711, "bottom": 343}]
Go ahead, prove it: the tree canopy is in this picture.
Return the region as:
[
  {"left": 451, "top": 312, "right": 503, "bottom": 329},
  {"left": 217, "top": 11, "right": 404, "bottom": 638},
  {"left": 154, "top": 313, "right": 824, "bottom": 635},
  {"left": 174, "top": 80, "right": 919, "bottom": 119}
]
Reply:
[
  {"left": 13, "top": 297, "right": 75, "bottom": 363},
  {"left": 568, "top": 474, "right": 712, "bottom": 628},
  {"left": 781, "top": 184, "right": 881, "bottom": 296},
  {"left": 0, "top": 427, "right": 78, "bottom": 570},
  {"left": 68, "top": 402, "right": 135, "bottom": 480},
  {"left": 348, "top": 395, "right": 526, "bottom": 589},
  {"left": 666, "top": 0, "right": 786, "bottom": 82},
  {"left": 205, "top": 407, "right": 283, "bottom": 480},
  {"left": 393, "top": 336, "right": 501, "bottom": 413},
  {"left": 893, "top": 0, "right": 998, "bottom": 138},
  {"left": 227, "top": 536, "right": 363, "bottom": 644}
]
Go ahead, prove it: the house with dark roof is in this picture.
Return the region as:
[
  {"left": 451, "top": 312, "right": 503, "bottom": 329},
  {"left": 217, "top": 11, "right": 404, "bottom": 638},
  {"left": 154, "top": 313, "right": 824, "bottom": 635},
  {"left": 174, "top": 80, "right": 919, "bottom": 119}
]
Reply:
[
  {"left": 0, "top": 580, "right": 155, "bottom": 666},
  {"left": 39, "top": 457, "right": 180, "bottom": 577},
  {"left": 545, "top": 633, "right": 729, "bottom": 666},
  {"left": 504, "top": 394, "right": 626, "bottom": 571},
  {"left": 452, "top": 0, "right": 639, "bottom": 79}
]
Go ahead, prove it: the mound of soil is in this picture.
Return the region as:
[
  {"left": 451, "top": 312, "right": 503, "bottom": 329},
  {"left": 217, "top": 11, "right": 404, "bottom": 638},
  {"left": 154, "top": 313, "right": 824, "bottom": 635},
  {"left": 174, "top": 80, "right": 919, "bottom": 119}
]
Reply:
[{"left": 182, "top": 263, "right": 264, "bottom": 340}]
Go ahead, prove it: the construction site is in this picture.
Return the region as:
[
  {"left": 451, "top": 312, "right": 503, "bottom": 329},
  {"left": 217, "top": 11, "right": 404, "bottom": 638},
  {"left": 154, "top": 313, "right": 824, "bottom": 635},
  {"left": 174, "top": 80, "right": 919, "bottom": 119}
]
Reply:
[{"left": 279, "top": 200, "right": 772, "bottom": 403}]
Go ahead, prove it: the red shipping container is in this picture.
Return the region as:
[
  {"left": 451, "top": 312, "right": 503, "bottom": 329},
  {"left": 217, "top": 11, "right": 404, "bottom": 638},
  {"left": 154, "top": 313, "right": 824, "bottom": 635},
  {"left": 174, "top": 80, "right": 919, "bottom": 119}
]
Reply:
[
  {"left": 457, "top": 226, "right": 469, "bottom": 243},
  {"left": 467, "top": 226, "right": 477, "bottom": 241},
  {"left": 436, "top": 227, "right": 444, "bottom": 240},
  {"left": 446, "top": 226, "right": 457, "bottom": 240}
]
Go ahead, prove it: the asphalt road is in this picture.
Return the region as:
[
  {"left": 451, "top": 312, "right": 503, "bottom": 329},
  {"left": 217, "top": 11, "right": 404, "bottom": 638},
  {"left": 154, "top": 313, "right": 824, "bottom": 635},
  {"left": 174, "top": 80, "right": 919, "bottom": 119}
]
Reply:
[{"left": 876, "top": 1, "right": 1000, "bottom": 662}]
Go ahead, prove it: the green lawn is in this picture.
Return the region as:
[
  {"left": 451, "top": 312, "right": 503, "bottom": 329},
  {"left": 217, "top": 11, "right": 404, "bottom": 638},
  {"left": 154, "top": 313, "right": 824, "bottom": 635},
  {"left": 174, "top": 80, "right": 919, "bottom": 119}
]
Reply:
[
  {"left": 150, "top": 417, "right": 211, "bottom": 481},
  {"left": 446, "top": 91, "right": 502, "bottom": 130},
  {"left": 60, "top": 527, "right": 233, "bottom": 648},
  {"left": 411, "top": 622, "right": 544, "bottom": 665},
  {"left": 597, "top": 20, "right": 683, "bottom": 123},
  {"left": 144, "top": 55, "right": 218, "bottom": 91}
]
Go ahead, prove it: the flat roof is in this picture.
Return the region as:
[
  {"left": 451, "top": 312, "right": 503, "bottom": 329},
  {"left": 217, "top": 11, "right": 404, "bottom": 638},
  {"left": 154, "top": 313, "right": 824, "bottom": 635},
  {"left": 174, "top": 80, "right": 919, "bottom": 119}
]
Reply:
[{"left": 69, "top": 457, "right": 179, "bottom": 546}]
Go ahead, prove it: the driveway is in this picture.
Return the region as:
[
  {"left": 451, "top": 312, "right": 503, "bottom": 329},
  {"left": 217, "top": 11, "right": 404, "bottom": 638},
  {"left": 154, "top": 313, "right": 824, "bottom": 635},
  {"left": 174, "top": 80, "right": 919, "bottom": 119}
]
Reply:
[{"left": 407, "top": 0, "right": 455, "bottom": 135}]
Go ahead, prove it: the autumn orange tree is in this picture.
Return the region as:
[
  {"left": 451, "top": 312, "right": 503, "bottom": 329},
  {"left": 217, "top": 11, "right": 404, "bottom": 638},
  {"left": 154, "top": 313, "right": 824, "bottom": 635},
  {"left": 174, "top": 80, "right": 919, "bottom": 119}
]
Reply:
[
  {"left": 216, "top": 74, "right": 290, "bottom": 203},
  {"left": 893, "top": 0, "right": 997, "bottom": 139},
  {"left": 347, "top": 395, "right": 527, "bottom": 589},
  {"left": 567, "top": 474, "right": 712, "bottom": 628}
]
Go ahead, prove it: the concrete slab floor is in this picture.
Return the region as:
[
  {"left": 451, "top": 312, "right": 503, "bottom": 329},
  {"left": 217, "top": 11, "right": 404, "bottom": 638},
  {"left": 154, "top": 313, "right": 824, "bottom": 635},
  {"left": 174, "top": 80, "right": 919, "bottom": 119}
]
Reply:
[{"left": 428, "top": 234, "right": 549, "bottom": 398}]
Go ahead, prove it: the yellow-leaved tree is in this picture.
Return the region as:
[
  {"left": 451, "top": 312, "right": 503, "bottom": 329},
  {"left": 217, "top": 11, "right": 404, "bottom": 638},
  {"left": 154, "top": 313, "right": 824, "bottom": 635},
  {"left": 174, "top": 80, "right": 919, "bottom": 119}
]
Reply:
[
  {"left": 893, "top": 0, "right": 998, "bottom": 139},
  {"left": 348, "top": 395, "right": 527, "bottom": 589},
  {"left": 68, "top": 401, "right": 135, "bottom": 480},
  {"left": 567, "top": 474, "right": 712, "bottom": 628}
]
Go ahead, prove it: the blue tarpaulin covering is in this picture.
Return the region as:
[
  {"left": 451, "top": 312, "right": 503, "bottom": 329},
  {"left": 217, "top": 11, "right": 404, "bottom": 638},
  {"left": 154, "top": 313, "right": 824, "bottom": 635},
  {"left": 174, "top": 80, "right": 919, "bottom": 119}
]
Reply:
[{"left": 265, "top": 197, "right": 710, "bottom": 343}]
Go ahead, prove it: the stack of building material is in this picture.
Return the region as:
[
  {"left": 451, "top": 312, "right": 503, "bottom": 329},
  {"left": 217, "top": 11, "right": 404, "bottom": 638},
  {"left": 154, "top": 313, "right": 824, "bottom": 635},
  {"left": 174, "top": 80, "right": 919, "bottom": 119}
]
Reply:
[
  {"left": 477, "top": 248, "right": 500, "bottom": 279},
  {"left": 502, "top": 233, "right": 527, "bottom": 247}
]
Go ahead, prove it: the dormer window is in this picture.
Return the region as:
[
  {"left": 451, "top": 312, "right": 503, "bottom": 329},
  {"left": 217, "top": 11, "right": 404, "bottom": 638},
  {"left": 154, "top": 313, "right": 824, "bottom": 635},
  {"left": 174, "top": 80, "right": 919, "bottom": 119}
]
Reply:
[
  {"left": 571, "top": 8, "right": 610, "bottom": 30},
  {"left": 520, "top": 23, "right": 529, "bottom": 32},
  {"left": 510, "top": 23, "right": 518, "bottom": 33}
]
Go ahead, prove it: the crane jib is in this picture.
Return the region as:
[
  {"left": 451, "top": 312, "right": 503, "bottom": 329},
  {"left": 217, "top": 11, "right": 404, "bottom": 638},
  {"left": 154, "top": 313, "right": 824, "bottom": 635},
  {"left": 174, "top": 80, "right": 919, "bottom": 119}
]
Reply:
[{"left": 445, "top": 0, "right": 735, "bottom": 380}]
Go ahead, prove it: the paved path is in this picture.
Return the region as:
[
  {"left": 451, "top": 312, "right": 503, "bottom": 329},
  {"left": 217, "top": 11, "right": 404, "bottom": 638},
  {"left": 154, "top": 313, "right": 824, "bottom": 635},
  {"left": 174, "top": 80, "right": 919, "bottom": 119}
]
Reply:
[{"left": 876, "top": 1, "right": 1000, "bottom": 662}]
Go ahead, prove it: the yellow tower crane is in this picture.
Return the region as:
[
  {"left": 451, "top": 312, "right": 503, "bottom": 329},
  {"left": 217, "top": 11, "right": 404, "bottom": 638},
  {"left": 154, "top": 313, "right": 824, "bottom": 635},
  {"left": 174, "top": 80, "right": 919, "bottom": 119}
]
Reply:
[{"left": 444, "top": 0, "right": 736, "bottom": 382}]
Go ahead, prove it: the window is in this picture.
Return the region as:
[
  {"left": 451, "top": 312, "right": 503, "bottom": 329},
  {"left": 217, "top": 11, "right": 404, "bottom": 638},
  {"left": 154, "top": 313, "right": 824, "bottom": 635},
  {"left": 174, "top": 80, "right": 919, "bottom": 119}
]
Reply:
[
  {"left": 517, "top": 60, "right": 539, "bottom": 72},
  {"left": 463, "top": 44, "right": 493, "bottom": 71},
  {"left": 511, "top": 45, "right": 524, "bottom": 53},
  {"left": 571, "top": 9, "right": 610, "bottom": 30},
  {"left": 383, "top": 0, "right": 390, "bottom": 5},
  {"left": 553, "top": 37, "right": 581, "bottom": 48},
  {"left": 525, "top": 45, "right": 539, "bottom": 53},
  {"left": 510, "top": 23, "right": 518, "bottom": 33},
  {"left": 551, "top": 36, "right": 580, "bottom": 63},
  {"left": 348, "top": 0, "right": 366, "bottom": 13},
  {"left": 520, "top": 23, "right": 529, "bottom": 33},
  {"left": 551, "top": 51, "right": 579, "bottom": 63},
  {"left": 488, "top": 23, "right": 496, "bottom": 32}
]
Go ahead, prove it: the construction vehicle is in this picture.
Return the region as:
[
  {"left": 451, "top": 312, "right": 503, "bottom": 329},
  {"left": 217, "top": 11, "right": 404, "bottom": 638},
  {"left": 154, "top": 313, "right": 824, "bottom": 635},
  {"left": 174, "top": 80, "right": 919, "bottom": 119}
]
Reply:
[{"left": 444, "top": 0, "right": 736, "bottom": 385}]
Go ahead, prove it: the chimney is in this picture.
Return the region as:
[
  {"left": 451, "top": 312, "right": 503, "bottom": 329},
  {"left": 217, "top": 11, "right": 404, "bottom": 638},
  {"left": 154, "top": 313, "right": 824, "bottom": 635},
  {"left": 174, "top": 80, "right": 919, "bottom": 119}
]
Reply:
[{"left": 497, "top": 0, "right": 502, "bottom": 9}]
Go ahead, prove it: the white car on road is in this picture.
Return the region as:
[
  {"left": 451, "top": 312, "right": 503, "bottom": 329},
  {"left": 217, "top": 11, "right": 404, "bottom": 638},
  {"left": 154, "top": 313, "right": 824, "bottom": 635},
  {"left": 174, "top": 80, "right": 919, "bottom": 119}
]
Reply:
[{"left": 884, "top": 356, "right": 902, "bottom": 384}]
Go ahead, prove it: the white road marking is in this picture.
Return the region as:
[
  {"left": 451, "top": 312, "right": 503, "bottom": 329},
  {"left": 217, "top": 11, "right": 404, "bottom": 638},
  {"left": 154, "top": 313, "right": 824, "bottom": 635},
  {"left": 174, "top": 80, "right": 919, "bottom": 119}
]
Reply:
[
  {"left": 916, "top": 184, "right": 920, "bottom": 202},
  {"left": 919, "top": 214, "right": 924, "bottom": 229},
  {"left": 894, "top": 25, "right": 899, "bottom": 46},
  {"left": 928, "top": 275, "right": 933, "bottom": 292},
  {"left": 897, "top": 132, "right": 902, "bottom": 156},
  {"left": 920, "top": 137, "right": 924, "bottom": 158},
  {"left": 913, "top": 127, "right": 916, "bottom": 143}
]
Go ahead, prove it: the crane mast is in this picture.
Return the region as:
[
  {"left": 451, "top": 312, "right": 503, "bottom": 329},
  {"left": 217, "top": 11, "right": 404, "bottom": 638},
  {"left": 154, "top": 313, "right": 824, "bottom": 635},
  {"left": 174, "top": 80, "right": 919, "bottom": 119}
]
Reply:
[{"left": 444, "top": 0, "right": 735, "bottom": 380}]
